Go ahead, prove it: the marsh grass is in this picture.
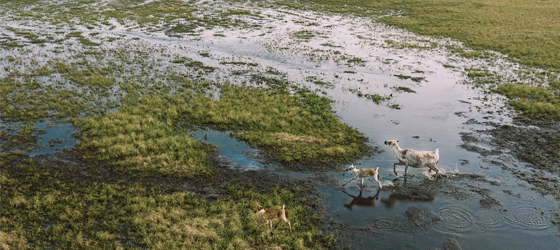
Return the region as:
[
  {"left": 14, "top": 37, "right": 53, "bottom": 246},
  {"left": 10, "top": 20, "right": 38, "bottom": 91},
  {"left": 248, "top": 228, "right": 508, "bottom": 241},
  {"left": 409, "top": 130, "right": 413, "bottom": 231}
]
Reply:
[
  {"left": 495, "top": 83, "right": 560, "bottom": 120},
  {"left": 313, "top": 80, "right": 335, "bottom": 89},
  {"left": 181, "top": 83, "right": 369, "bottom": 165},
  {"left": 220, "top": 61, "right": 259, "bottom": 67},
  {"left": 0, "top": 1, "right": 384, "bottom": 248},
  {"left": 0, "top": 73, "right": 86, "bottom": 122},
  {"left": 73, "top": 95, "right": 218, "bottom": 178},
  {"left": 320, "top": 42, "right": 342, "bottom": 48},
  {"left": 185, "top": 60, "right": 216, "bottom": 73},
  {"left": 3, "top": 0, "right": 256, "bottom": 39},
  {"left": 224, "top": 9, "right": 252, "bottom": 16},
  {"left": 273, "top": 0, "right": 560, "bottom": 120},
  {"left": 1, "top": 42, "right": 366, "bottom": 169},
  {"left": 466, "top": 69, "right": 494, "bottom": 79},
  {"left": 62, "top": 81, "right": 347, "bottom": 246},
  {"left": 346, "top": 57, "right": 366, "bottom": 65},
  {"left": 393, "top": 74, "right": 425, "bottom": 83},
  {"left": 347, "top": 87, "right": 391, "bottom": 105},
  {"left": 292, "top": 30, "right": 316, "bottom": 41},
  {"left": 0, "top": 155, "right": 335, "bottom": 249},
  {"left": 282, "top": 0, "right": 560, "bottom": 70},
  {"left": 79, "top": 37, "right": 100, "bottom": 46},
  {"left": 391, "top": 86, "right": 416, "bottom": 93}
]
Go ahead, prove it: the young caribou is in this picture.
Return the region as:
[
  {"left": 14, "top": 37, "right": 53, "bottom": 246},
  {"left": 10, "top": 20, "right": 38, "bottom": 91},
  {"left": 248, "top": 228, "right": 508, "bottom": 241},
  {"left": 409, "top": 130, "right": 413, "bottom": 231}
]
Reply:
[
  {"left": 342, "top": 164, "right": 383, "bottom": 189},
  {"left": 384, "top": 140, "right": 440, "bottom": 179},
  {"left": 254, "top": 203, "right": 292, "bottom": 233}
]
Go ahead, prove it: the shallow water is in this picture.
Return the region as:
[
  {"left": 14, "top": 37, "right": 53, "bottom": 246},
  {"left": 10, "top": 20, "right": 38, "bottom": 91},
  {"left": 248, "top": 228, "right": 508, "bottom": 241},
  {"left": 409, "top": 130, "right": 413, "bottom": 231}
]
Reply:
[
  {"left": 321, "top": 186, "right": 557, "bottom": 249},
  {"left": 192, "top": 129, "right": 263, "bottom": 171},
  {"left": 181, "top": 5, "right": 559, "bottom": 248},
  {"left": 31, "top": 122, "right": 77, "bottom": 156},
  {"left": 1, "top": 1, "right": 559, "bottom": 248}
]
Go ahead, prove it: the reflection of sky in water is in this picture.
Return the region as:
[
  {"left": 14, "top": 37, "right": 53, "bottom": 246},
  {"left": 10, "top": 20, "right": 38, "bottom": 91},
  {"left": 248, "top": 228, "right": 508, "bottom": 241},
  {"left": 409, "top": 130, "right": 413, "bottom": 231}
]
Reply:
[
  {"left": 0, "top": 121, "right": 77, "bottom": 157},
  {"left": 29, "top": 122, "right": 77, "bottom": 156},
  {"left": 192, "top": 129, "right": 262, "bottom": 170}
]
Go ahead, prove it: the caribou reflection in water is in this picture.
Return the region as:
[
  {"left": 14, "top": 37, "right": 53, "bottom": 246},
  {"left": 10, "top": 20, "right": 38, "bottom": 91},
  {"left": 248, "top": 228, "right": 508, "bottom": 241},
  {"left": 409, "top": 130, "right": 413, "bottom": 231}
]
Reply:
[
  {"left": 342, "top": 187, "right": 435, "bottom": 210},
  {"left": 342, "top": 189, "right": 381, "bottom": 210},
  {"left": 381, "top": 189, "right": 435, "bottom": 208}
]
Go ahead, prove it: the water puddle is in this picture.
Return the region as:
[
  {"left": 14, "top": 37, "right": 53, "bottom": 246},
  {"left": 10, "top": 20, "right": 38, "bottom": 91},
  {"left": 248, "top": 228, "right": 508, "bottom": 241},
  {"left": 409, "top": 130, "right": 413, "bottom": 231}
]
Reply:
[
  {"left": 0, "top": 121, "right": 77, "bottom": 156},
  {"left": 191, "top": 129, "right": 263, "bottom": 171},
  {"left": 32, "top": 122, "right": 77, "bottom": 156}
]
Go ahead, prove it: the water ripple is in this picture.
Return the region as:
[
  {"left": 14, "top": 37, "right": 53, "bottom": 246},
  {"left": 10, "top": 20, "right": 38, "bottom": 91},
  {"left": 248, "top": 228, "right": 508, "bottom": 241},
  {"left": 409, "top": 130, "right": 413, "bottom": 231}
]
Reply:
[{"left": 505, "top": 205, "right": 550, "bottom": 229}]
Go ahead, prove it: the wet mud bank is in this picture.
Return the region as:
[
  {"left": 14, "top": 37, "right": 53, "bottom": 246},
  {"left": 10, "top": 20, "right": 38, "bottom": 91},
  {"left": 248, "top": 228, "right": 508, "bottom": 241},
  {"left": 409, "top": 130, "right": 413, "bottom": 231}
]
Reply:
[{"left": 461, "top": 118, "right": 560, "bottom": 228}]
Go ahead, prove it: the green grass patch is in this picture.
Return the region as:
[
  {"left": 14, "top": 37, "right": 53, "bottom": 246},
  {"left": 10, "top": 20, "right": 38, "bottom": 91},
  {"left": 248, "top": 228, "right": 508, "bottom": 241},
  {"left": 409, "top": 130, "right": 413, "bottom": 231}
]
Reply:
[
  {"left": 66, "top": 31, "right": 83, "bottom": 38},
  {"left": 347, "top": 57, "right": 366, "bottom": 64},
  {"left": 79, "top": 37, "right": 100, "bottom": 46},
  {"left": 347, "top": 88, "right": 392, "bottom": 104},
  {"left": 225, "top": 9, "right": 251, "bottom": 15},
  {"left": 391, "top": 86, "right": 416, "bottom": 93},
  {"left": 313, "top": 80, "right": 335, "bottom": 88},
  {"left": 220, "top": 61, "right": 259, "bottom": 67},
  {"left": 495, "top": 83, "right": 560, "bottom": 120},
  {"left": 292, "top": 30, "right": 315, "bottom": 40},
  {"left": 181, "top": 83, "right": 369, "bottom": 166},
  {"left": 364, "top": 93, "right": 390, "bottom": 104},
  {"left": 185, "top": 60, "right": 216, "bottom": 73},
  {"left": 0, "top": 74, "right": 86, "bottom": 122},
  {"left": 467, "top": 70, "right": 493, "bottom": 78},
  {"left": 320, "top": 42, "right": 342, "bottom": 48},
  {"left": 0, "top": 155, "right": 335, "bottom": 249},
  {"left": 198, "top": 52, "right": 211, "bottom": 57},
  {"left": 73, "top": 95, "right": 218, "bottom": 178}
]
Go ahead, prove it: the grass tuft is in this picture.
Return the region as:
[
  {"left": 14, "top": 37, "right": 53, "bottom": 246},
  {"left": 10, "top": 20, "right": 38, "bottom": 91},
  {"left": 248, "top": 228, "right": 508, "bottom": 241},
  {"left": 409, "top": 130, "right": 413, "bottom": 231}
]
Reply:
[
  {"left": 1, "top": 157, "right": 335, "bottom": 249},
  {"left": 181, "top": 83, "right": 369, "bottom": 166},
  {"left": 495, "top": 83, "right": 560, "bottom": 120}
]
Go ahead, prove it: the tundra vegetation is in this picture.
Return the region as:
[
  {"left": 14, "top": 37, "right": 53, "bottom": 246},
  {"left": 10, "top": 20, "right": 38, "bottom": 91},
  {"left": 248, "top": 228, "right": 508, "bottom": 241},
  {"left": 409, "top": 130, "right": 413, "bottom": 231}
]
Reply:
[
  {"left": 1, "top": 59, "right": 359, "bottom": 248},
  {"left": 2, "top": 0, "right": 560, "bottom": 248},
  {"left": 2, "top": 154, "right": 332, "bottom": 249},
  {"left": 1, "top": 1, "right": 370, "bottom": 247}
]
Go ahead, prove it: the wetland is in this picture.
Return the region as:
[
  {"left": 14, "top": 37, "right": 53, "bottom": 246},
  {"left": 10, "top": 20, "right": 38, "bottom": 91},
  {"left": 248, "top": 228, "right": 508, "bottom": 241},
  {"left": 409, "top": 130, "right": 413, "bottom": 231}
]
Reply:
[{"left": 1, "top": 0, "right": 560, "bottom": 249}]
